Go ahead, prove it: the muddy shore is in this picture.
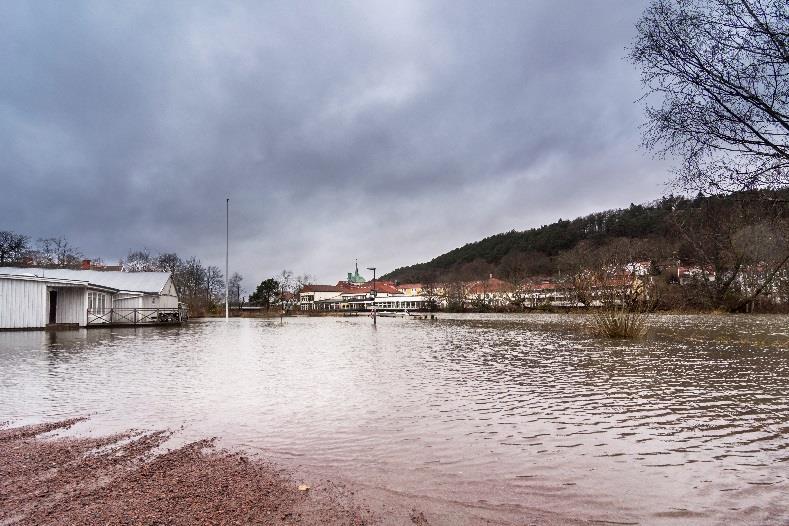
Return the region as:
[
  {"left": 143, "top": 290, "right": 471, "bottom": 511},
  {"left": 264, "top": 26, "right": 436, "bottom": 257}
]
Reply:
[
  {"left": 0, "top": 419, "right": 378, "bottom": 525},
  {"left": 1, "top": 420, "right": 600, "bottom": 526}
]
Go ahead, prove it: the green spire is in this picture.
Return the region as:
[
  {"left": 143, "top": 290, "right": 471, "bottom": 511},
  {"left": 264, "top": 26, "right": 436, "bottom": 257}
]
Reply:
[{"left": 347, "top": 259, "right": 366, "bottom": 284}]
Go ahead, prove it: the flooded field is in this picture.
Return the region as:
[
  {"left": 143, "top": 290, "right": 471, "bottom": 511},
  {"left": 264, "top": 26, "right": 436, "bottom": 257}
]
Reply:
[{"left": 1, "top": 314, "right": 787, "bottom": 524}]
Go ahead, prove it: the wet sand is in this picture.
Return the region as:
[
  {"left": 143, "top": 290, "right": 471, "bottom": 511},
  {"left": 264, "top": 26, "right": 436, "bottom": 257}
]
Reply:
[
  {"left": 1, "top": 419, "right": 596, "bottom": 526},
  {"left": 0, "top": 419, "right": 374, "bottom": 525}
]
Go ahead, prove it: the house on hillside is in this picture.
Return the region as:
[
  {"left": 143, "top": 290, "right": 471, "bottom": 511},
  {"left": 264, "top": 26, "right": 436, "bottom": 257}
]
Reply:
[
  {"left": 0, "top": 267, "right": 184, "bottom": 330},
  {"left": 397, "top": 283, "right": 423, "bottom": 296},
  {"left": 467, "top": 276, "right": 515, "bottom": 308}
]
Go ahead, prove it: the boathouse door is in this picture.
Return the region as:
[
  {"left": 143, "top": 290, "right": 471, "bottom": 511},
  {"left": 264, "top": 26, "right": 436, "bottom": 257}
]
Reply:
[{"left": 48, "top": 290, "right": 57, "bottom": 324}]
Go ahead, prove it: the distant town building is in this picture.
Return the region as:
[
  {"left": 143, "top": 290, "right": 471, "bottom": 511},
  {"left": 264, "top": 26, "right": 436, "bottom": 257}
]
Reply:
[
  {"left": 397, "top": 283, "right": 423, "bottom": 296},
  {"left": 299, "top": 262, "right": 431, "bottom": 311},
  {"left": 297, "top": 260, "right": 673, "bottom": 312}
]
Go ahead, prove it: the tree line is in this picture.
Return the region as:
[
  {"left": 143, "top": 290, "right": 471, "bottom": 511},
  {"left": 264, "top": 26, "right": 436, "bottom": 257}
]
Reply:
[
  {"left": 248, "top": 270, "right": 316, "bottom": 311},
  {"left": 388, "top": 191, "right": 789, "bottom": 312},
  {"left": 0, "top": 232, "right": 87, "bottom": 267},
  {"left": 0, "top": 231, "right": 319, "bottom": 315},
  {"left": 125, "top": 252, "right": 316, "bottom": 314},
  {"left": 120, "top": 249, "right": 236, "bottom": 315}
]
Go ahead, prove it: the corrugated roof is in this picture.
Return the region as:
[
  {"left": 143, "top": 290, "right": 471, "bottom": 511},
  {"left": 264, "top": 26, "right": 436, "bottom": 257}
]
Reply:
[{"left": 0, "top": 267, "right": 172, "bottom": 294}]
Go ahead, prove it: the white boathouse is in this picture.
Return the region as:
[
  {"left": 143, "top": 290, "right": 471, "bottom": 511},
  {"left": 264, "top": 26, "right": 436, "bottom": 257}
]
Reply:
[{"left": 0, "top": 268, "right": 183, "bottom": 330}]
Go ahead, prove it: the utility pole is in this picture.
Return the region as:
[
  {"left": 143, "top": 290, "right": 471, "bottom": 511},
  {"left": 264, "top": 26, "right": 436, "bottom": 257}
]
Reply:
[
  {"left": 367, "top": 267, "right": 376, "bottom": 325},
  {"left": 225, "top": 198, "right": 229, "bottom": 320}
]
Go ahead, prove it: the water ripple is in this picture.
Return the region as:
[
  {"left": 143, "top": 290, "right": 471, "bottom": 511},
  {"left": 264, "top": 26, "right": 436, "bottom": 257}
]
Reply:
[{"left": 0, "top": 313, "right": 787, "bottom": 524}]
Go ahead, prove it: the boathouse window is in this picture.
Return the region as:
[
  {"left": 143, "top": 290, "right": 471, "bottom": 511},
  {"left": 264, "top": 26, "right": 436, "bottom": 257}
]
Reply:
[{"left": 88, "top": 292, "right": 106, "bottom": 313}]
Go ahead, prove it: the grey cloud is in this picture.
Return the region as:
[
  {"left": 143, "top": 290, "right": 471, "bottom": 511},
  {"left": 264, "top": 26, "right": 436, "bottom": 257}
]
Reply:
[{"left": 0, "top": 1, "right": 669, "bottom": 284}]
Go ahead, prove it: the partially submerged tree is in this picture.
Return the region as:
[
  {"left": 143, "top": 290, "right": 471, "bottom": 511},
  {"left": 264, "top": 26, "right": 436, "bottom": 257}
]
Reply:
[{"left": 630, "top": 0, "right": 789, "bottom": 192}]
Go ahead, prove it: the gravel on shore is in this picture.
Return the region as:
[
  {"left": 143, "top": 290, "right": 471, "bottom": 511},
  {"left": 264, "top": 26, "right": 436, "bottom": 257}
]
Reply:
[{"left": 0, "top": 419, "right": 376, "bottom": 525}]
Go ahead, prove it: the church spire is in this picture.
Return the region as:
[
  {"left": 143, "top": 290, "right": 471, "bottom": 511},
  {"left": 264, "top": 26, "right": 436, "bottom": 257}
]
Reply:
[{"left": 347, "top": 259, "right": 367, "bottom": 284}]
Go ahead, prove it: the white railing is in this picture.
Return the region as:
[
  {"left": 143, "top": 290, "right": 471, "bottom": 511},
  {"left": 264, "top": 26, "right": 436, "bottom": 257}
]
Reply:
[{"left": 87, "top": 307, "right": 187, "bottom": 326}]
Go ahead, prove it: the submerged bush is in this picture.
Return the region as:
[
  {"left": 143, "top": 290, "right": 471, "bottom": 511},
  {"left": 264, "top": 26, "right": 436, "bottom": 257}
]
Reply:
[{"left": 589, "top": 305, "right": 649, "bottom": 339}]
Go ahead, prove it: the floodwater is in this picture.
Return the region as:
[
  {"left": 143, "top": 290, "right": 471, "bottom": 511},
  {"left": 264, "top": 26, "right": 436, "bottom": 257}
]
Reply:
[{"left": 1, "top": 314, "right": 787, "bottom": 524}]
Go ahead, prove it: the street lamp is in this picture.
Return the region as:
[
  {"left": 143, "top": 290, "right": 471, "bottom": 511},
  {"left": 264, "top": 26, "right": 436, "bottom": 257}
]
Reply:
[{"left": 367, "top": 267, "right": 376, "bottom": 325}]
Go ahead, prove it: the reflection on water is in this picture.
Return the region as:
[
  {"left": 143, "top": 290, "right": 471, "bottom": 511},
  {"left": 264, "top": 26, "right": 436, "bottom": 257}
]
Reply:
[{"left": 1, "top": 314, "right": 787, "bottom": 524}]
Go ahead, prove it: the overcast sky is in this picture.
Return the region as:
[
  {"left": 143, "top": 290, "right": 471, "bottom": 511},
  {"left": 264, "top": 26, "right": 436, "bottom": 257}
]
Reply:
[{"left": 0, "top": 1, "right": 671, "bottom": 286}]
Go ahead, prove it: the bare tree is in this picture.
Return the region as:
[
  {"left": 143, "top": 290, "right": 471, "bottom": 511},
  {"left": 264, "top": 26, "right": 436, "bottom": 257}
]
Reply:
[
  {"left": 499, "top": 252, "right": 533, "bottom": 309},
  {"left": 671, "top": 196, "right": 789, "bottom": 310},
  {"left": 156, "top": 252, "right": 182, "bottom": 275},
  {"left": 228, "top": 272, "right": 244, "bottom": 307},
  {"left": 36, "top": 237, "right": 82, "bottom": 266},
  {"left": 440, "top": 272, "right": 470, "bottom": 312},
  {"left": 420, "top": 273, "right": 441, "bottom": 311},
  {"left": 278, "top": 269, "right": 294, "bottom": 297},
  {"left": 0, "top": 231, "right": 29, "bottom": 265},
  {"left": 178, "top": 257, "right": 207, "bottom": 312},
  {"left": 556, "top": 241, "right": 600, "bottom": 306},
  {"left": 205, "top": 266, "right": 224, "bottom": 305},
  {"left": 123, "top": 248, "right": 158, "bottom": 272},
  {"left": 630, "top": 0, "right": 789, "bottom": 192},
  {"left": 295, "top": 273, "right": 316, "bottom": 291}
]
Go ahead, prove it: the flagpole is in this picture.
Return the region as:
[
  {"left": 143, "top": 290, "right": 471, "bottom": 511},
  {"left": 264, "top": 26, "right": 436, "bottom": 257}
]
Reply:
[{"left": 225, "top": 197, "right": 229, "bottom": 320}]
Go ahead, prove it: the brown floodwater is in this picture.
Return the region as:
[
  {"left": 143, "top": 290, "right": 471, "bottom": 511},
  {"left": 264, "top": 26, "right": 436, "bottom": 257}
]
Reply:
[{"left": 1, "top": 314, "right": 787, "bottom": 524}]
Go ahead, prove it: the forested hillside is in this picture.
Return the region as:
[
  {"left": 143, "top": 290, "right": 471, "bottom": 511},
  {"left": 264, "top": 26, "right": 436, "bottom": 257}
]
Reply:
[{"left": 382, "top": 190, "right": 789, "bottom": 284}]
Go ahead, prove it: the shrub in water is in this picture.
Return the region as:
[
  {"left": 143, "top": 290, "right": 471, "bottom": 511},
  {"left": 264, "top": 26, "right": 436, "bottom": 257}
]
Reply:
[{"left": 590, "top": 304, "right": 649, "bottom": 339}]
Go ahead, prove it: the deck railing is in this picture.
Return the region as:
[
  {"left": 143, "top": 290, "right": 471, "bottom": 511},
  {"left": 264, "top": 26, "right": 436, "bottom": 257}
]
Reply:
[{"left": 87, "top": 307, "right": 187, "bottom": 326}]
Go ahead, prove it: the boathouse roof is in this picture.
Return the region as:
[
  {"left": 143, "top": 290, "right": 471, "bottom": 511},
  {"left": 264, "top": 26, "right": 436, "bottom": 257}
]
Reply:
[{"left": 0, "top": 267, "right": 172, "bottom": 295}]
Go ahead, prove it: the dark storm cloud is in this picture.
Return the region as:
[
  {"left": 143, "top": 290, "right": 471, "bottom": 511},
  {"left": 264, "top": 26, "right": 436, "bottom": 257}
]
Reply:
[{"left": 0, "top": 1, "right": 668, "bottom": 284}]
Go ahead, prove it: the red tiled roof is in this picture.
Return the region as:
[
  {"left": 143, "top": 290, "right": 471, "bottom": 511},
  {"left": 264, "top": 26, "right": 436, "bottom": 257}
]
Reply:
[{"left": 468, "top": 277, "right": 514, "bottom": 294}]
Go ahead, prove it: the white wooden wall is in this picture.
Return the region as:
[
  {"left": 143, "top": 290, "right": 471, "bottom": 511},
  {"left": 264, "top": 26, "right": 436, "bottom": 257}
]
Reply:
[
  {"left": 113, "top": 295, "right": 143, "bottom": 309},
  {"left": 158, "top": 277, "right": 179, "bottom": 308},
  {"left": 0, "top": 278, "right": 47, "bottom": 329},
  {"left": 52, "top": 287, "right": 87, "bottom": 326},
  {"left": 142, "top": 294, "right": 177, "bottom": 308}
]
